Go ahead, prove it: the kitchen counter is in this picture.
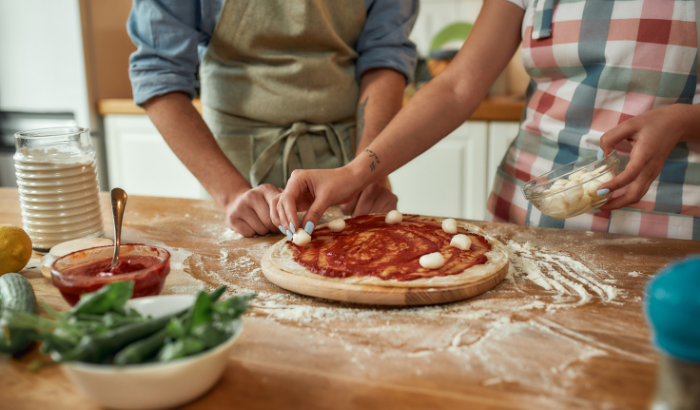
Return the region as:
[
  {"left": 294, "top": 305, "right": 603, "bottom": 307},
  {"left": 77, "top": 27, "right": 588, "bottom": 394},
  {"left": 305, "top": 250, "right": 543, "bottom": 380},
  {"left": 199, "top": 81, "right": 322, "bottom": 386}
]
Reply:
[
  {"left": 1, "top": 187, "right": 697, "bottom": 410},
  {"left": 97, "top": 95, "right": 526, "bottom": 122}
]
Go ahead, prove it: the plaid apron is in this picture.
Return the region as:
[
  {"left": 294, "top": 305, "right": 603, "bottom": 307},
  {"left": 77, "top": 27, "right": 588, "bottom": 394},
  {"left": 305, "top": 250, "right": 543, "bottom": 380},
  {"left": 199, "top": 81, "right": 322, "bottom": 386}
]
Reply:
[{"left": 486, "top": 0, "right": 700, "bottom": 240}]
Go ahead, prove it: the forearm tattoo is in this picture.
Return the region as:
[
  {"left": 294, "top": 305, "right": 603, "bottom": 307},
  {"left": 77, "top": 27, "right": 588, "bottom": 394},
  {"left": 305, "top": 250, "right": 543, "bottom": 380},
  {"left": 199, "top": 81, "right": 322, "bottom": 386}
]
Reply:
[
  {"left": 365, "top": 148, "right": 380, "bottom": 171},
  {"left": 357, "top": 97, "right": 368, "bottom": 143}
]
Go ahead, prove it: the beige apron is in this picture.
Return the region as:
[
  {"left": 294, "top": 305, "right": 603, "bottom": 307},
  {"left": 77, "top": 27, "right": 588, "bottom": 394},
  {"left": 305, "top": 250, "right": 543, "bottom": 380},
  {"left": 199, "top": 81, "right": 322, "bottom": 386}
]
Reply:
[{"left": 200, "top": 0, "right": 366, "bottom": 187}]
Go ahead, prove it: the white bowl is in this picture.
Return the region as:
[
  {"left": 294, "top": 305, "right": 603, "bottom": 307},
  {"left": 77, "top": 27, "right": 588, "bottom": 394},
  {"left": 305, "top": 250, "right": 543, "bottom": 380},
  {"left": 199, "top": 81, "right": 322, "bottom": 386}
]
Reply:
[{"left": 60, "top": 295, "right": 244, "bottom": 410}]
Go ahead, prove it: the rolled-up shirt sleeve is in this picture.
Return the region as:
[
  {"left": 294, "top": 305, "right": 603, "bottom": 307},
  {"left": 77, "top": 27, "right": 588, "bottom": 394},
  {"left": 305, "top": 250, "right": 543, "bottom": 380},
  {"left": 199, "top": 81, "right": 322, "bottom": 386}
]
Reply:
[
  {"left": 127, "top": 0, "right": 204, "bottom": 106},
  {"left": 356, "top": 0, "right": 419, "bottom": 84}
]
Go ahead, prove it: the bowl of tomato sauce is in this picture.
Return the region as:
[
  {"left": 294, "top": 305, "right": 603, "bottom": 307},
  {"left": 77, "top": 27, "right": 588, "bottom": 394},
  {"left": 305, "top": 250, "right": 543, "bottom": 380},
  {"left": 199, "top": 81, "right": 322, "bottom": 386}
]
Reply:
[{"left": 51, "top": 243, "right": 170, "bottom": 306}]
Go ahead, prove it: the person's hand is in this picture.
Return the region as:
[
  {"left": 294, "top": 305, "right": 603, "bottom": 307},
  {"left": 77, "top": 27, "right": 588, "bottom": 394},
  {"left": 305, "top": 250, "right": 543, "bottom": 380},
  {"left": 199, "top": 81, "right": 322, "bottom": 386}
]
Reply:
[
  {"left": 598, "top": 104, "right": 697, "bottom": 211},
  {"left": 270, "top": 167, "right": 365, "bottom": 235},
  {"left": 224, "top": 184, "right": 283, "bottom": 237},
  {"left": 339, "top": 181, "right": 398, "bottom": 217}
]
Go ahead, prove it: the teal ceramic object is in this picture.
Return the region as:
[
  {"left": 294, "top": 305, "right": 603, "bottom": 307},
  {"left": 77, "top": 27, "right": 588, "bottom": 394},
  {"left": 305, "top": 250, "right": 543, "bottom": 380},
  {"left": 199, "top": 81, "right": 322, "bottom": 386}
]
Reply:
[{"left": 645, "top": 257, "right": 700, "bottom": 362}]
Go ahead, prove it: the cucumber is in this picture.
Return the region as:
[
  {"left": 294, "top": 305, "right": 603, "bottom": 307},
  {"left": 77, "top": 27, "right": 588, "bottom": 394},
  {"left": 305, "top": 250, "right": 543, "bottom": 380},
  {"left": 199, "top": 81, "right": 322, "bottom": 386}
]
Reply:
[{"left": 0, "top": 273, "right": 37, "bottom": 355}]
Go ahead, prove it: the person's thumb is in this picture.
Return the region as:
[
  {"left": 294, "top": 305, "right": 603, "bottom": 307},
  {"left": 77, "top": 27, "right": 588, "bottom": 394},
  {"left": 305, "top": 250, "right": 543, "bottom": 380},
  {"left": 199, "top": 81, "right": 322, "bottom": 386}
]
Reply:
[{"left": 600, "top": 120, "right": 636, "bottom": 156}]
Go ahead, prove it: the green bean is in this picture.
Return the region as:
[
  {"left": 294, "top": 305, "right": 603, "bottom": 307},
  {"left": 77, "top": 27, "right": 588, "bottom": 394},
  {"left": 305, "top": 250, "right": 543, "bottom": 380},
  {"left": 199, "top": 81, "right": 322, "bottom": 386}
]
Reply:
[
  {"left": 72, "top": 281, "right": 134, "bottom": 316},
  {"left": 208, "top": 286, "right": 227, "bottom": 302},
  {"left": 60, "top": 313, "right": 177, "bottom": 364},
  {"left": 113, "top": 328, "right": 168, "bottom": 365}
]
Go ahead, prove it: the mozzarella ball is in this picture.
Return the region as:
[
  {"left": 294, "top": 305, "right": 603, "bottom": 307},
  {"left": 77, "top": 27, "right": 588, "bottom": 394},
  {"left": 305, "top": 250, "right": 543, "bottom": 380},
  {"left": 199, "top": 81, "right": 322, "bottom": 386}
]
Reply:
[
  {"left": 552, "top": 179, "right": 568, "bottom": 189},
  {"left": 569, "top": 169, "right": 587, "bottom": 181},
  {"left": 419, "top": 252, "right": 445, "bottom": 269},
  {"left": 442, "top": 218, "right": 457, "bottom": 234},
  {"left": 564, "top": 179, "right": 580, "bottom": 189},
  {"left": 589, "top": 165, "right": 608, "bottom": 176},
  {"left": 584, "top": 179, "right": 604, "bottom": 197},
  {"left": 544, "top": 193, "right": 567, "bottom": 214},
  {"left": 450, "top": 234, "right": 472, "bottom": 251},
  {"left": 574, "top": 193, "right": 592, "bottom": 210},
  {"left": 564, "top": 184, "right": 584, "bottom": 205},
  {"left": 597, "top": 172, "right": 614, "bottom": 184},
  {"left": 385, "top": 210, "right": 403, "bottom": 224},
  {"left": 292, "top": 228, "right": 311, "bottom": 246},
  {"left": 329, "top": 218, "right": 346, "bottom": 232}
]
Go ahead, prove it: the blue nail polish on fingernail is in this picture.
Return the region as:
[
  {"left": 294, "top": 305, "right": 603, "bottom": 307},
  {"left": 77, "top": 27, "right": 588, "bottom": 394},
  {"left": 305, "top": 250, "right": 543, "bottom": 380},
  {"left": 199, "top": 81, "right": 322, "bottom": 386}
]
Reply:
[
  {"left": 304, "top": 221, "right": 315, "bottom": 235},
  {"left": 278, "top": 225, "right": 285, "bottom": 234},
  {"left": 285, "top": 230, "right": 293, "bottom": 240},
  {"left": 597, "top": 148, "right": 604, "bottom": 160},
  {"left": 590, "top": 209, "right": 601, "bottom": 213},
  {"left": 597, "top": 188, "right": 610, "bottom": 196},
  {"left": 289, "top": 222, "right": 296, "bottom": 233}
]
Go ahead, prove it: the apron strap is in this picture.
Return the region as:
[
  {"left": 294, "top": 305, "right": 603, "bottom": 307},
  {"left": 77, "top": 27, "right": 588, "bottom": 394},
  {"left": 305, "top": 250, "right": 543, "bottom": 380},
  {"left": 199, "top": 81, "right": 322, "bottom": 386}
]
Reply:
[
  {"left": 249, "top": 128, "right": 293, "bottom": 187},
  {"left": 532, "top": 0, "right": 554, "bottom": 40},
  {"left": 324, "top": 123, "right": 350, "bottom": 167},
  {"left": 250, "top": 121, "right": 350, "bottom": 187}
]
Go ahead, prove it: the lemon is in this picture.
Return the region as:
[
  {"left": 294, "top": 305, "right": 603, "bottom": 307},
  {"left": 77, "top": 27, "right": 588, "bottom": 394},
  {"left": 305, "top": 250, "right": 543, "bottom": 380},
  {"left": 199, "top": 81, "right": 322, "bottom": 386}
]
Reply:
[{"left": 0, "top": 224, "right": 33, "bottom": 275}]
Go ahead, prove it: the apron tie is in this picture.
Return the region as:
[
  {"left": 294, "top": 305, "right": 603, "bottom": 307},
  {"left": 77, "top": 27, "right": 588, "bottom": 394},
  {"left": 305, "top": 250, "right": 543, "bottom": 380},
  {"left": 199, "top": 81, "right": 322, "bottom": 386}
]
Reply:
[
  {"left": 249, "top": 121, "right": 350, "bottom": 187},
  {"left": 532, "top": 0, "right": 554, "bottom": 40}
]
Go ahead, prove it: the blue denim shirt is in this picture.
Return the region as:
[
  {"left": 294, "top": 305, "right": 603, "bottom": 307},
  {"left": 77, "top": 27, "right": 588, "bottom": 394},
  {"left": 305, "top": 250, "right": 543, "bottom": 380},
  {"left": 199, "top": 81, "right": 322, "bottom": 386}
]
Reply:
[{"left": 127, "top": 0, "right": 418, "bottom": 106}]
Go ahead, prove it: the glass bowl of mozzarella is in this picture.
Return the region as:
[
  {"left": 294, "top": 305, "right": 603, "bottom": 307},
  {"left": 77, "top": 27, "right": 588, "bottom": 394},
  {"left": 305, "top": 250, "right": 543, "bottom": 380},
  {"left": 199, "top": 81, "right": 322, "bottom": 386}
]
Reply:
[{"left": 521, "top": 150, "right": 620, "bottom": 219}]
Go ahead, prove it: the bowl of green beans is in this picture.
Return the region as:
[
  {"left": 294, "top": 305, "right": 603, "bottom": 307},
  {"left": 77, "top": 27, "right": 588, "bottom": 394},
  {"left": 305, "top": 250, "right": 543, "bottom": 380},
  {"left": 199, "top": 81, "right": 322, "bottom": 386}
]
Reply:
[{"left": 1, "top": 281, "right": 255, "bottom": 409}]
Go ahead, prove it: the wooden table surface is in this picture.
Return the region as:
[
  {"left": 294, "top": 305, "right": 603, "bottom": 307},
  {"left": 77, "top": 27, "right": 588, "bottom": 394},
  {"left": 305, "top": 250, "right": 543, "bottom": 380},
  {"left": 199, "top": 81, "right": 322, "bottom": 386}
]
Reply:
[{"left": 1, "top": 187, "right": 699, "bottom": 410}]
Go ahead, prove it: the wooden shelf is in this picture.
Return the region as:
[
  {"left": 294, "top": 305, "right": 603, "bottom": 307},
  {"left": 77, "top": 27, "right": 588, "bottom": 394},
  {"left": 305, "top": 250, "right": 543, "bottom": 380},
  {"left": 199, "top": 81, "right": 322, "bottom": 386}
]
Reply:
[
  {"left": 97, "top": 98, "right": 203, "bottom": 115},
  {"left": 469, "top": 95, "right": 525, "bottom": 122},
  {"left": 98, "top": 96, "right": 525, "bottom": 122}
]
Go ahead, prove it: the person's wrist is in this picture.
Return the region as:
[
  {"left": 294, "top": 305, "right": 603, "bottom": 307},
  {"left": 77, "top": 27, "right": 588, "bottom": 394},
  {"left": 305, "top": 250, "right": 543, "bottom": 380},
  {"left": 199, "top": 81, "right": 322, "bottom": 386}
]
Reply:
[
  {"left": 216, "top": 183, "right": 251, "bottom": 211},
  {"left": 677, "top": 103, "right": 700, "bottom": 143},
  {"left": 346, "top": 158, "right": 374, "bottom": 190}
]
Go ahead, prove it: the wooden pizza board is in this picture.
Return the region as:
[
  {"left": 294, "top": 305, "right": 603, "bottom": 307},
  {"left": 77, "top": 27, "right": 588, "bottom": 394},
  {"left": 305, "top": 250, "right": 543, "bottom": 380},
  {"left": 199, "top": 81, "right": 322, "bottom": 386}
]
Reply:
[{"left": 261, "top": 245, "right": 509, "bottom": 306}]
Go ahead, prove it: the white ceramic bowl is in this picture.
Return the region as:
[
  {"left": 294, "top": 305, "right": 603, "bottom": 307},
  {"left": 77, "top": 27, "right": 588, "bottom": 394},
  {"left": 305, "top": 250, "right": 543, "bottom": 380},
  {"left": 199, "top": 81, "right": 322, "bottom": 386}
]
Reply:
[{"left": 60, "top": 295, "right": 244, "bottom": 410}]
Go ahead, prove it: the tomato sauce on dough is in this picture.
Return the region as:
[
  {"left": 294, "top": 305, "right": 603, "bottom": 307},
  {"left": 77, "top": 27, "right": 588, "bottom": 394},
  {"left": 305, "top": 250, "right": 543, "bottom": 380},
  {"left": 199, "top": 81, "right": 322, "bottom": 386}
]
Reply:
[{"left": 290, "top": 214, "right": 491, "bottom": 281}]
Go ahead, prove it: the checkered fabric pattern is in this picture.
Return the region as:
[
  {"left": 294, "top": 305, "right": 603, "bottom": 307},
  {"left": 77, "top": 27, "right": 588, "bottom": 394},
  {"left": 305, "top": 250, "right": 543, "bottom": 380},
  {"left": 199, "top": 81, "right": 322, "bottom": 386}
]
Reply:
[
  {"left": 487, "top": 0, "right": 700, "bottom": 240},
  {"left": 532, "top": 0, "right": 555, "bottom": 39}
]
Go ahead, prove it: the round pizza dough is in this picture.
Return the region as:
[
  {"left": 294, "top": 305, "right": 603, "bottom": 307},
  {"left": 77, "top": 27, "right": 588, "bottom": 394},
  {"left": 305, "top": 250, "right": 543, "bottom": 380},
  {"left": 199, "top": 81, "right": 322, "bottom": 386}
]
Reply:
[{"left": 265, "top": 215, "right": 509, "bottom": 288}]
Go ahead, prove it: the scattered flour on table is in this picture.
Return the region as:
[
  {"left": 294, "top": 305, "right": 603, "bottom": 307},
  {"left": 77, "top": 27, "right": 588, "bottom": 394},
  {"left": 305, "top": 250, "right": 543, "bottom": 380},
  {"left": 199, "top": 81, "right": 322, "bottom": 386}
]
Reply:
[
  {"left": 628, "top": 271, "right": 643, "bottom": 277},
  {"left": 123, "top": 212, "right": 639, "bottom": 404},
  {"left": 505, "top": 241, "right": 620, "bottom": 306},
  {"left": 161, "top": 246, "right": 208, "bottom": 294},
  {"left": 219, "top": 228, "right": 244, "bottom": 242},
  {"left": 233, "top": 238, "right": 638, "bottom": 399}
]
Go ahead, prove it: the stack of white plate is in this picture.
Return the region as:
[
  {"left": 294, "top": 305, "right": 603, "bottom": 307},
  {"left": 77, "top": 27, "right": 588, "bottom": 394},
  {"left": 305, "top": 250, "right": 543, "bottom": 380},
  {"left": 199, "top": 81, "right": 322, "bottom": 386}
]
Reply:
[{"left": 14, "top": 158, "right": 104, "bottom": 253}]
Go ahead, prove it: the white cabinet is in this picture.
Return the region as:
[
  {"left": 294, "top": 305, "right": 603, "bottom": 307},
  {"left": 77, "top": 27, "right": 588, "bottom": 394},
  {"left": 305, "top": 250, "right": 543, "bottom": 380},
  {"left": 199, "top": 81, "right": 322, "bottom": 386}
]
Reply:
[
  {"left": 104, "top": 115, "right": 207, "bottom": 199},
  {"left": 389, "top": 122, "right": 488, "bottom": 220},
  {"left": 389, "top": 120, "right": 519, "bottom": 221},
  {"left": 487, "top": 121, "right": 520, "bottom": 193}
]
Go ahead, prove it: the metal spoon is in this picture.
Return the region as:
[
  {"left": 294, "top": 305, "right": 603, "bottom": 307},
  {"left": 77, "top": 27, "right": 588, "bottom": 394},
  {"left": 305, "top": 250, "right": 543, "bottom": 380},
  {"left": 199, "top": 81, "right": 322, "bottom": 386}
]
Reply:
[{"left": 110, "top": 188, "right": 128, "bottom": 269}]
